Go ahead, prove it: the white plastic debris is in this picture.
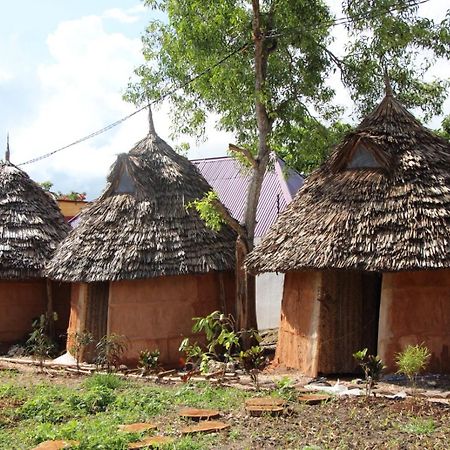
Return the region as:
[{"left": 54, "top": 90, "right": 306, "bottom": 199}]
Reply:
[
  {"left": 52, "top": 352, "right": 77, "bottom": 366},
  {"left": 385, "top": 391, "right": 407, "bottom": 400},
  {"left": 305, "top": 380, "right": 362, "bottom": 397}
]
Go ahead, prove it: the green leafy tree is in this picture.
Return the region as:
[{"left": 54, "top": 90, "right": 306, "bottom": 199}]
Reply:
[{"left": 127, "top": 0, "right": 450, "bottom": 332}]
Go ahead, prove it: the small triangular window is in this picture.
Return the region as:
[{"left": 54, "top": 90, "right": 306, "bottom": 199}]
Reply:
[
  {"left": 115, "top": 166, "right": 135, "bottom": 193},
  {"left": 346, "top": 144, "right": 382, "bottom": 169}
]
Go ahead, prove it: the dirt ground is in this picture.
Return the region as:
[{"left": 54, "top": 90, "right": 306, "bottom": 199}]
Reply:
[{"left": 1, "top": 359, "right": 450, "bottom": 449}]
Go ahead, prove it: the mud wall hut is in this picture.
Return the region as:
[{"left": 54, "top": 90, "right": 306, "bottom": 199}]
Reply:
[
  {"left": 246, "top": 89, "right": 450, "bottom": 376},
  {"left": 47, "top": 129, "right": 236, "bottom": 366},
  {"left": 0, "top": 160, "right": 70, "bottom": 349}
]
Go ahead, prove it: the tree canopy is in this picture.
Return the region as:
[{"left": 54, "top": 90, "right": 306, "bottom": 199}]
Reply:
[{"left": 126, "top": 0, "right": 450, "bottom": 174}]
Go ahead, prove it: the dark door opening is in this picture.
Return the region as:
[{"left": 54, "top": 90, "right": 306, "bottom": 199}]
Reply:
[
  {"left": 84, "top": 281, "right": 109, "bottom": 362},
  {"left": 318, "top": 270, "right": 382, "bottom": 375}
]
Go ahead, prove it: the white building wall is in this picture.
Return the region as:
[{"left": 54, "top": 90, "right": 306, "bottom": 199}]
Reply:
[{"left": 256, "top": 272, "right": 284, "bottom": 330}]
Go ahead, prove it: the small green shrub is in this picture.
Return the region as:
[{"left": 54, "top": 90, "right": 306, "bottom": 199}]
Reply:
[
  {"left": 396, "top": 344, "right": 431, "bottom": 393},
  {"left": 83, "top": 373, "right": 124, "bottom": 390},
  {"left": 138, "top": 349, "right": 161, "bottom": 375},
  {"left": 401, "top": 418, "right": 436, "bottom": 435},
  {"left": 69, "top": 330, "right": 94, "bottom": 369},
  {"left": 239, "top": 345, "right": 266, "bottom": 390},
  {"left": 69, "top": 385, "right": 116, "bottom": 414},
  {"left": 95, "top": 334, "right": 127, "bottom": 372},
  {"left": 26, "top": 313, "right": 58, "bottom": 371},
  {"left": 353, "top": 348, "right": 385, "bottom": 398}
]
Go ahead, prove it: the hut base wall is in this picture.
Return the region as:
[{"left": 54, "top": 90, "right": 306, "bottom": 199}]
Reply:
[
  {"left": 0, "top": 280, "right": 47, "bottom": 346},
  {"left": 378, "top": 269, "right": 450, "bottom": 373},
  {"left": 274, "top": 271, "right": 322, "bottom": 376},
  {"left": 108, "top": 272, "right": 235, "bottom": 367}
]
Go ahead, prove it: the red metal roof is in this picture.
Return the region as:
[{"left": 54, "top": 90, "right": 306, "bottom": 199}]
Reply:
[{"left": 192, "top": 155, "right": 304, "bottom": 237}]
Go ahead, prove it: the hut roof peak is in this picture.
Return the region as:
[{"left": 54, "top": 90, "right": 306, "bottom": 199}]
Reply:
[
  {"left": 46, "top": 133, "right": 236, "bottom": 282},
  {"left": 5, "top": 133, "right": 10, "bottom": 162},
  {"left": 246, "top": 94, "right": 450, "bottom": 274},
  {"left": 384, "top": 71, "right": 393, "bottom": 97}
]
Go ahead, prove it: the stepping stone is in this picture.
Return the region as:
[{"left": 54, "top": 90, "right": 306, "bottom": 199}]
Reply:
[
  {"left": 245, "top": 397, "right": 285, "bottom": 416},
  {"left": 297, "top": 393, "right": 332, "bottom": 405},
  {"left": 178, "top": 407, "right": 220, "bottom": 420},
  {"left": 118, "top": 422, "right": 157, "bottom": 433},
  {"left": 181, "top": 420, "right": 231, "bottom": 434},
  {"left": 128, "top": 436, "right": 174, "bottom": 449},
  {"left": 32, "top": 441, "right": 78, "bottom": 450}
]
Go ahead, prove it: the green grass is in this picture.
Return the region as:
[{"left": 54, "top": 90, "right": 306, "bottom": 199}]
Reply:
[
  {"left": 401, "top": 417, "right": 437, "bottom": 435},
  {"left": 0, "top": 373, "right": 249, "bottom": 450}
]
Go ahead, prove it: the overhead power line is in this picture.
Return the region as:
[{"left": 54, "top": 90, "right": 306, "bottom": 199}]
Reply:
[
  {"left": 18, "top": 0, "right": 431, "bottom": 166},
  {"left": 18, "top": 41, "right": 250, "bottom": 166}
]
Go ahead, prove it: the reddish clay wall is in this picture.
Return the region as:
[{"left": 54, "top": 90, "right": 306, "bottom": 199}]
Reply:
[
  {"left": 0, "top": 279, "right": 47, "bottom": 345},
  {"left": 108, "top": 271, "right": 235, "bottom": 366},
  {"left": 66, "top": 283, "right": 88, "bottom": 354},
  {"left": 274, "top": 271, "right": 322, "bottom": 376},
  {"left": 378, "top": 269, "right": 450, "bottom": 373}
]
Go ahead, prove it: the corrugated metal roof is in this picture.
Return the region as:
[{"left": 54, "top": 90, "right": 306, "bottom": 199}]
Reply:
[{"left": 192, "top": 155, "right": 304, "bottom": 237}]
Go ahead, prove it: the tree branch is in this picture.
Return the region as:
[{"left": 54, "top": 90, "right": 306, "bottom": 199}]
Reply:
[
  {"left": 229, "top": 143, "right": 258, "bottom": 168},
  {"left": 211, "top": 199, "right": 247, "bottom": 238}
]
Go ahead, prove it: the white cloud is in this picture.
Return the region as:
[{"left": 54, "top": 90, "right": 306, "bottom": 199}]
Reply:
[
  {"left": 12, "top": 9, "right": 231, "bottom": 199},
  {"left": 0, "top": 67, "right": 13, "bottom": 83},
  {"left": 103, "top": 8, "right": 141, "bottom": 24}
]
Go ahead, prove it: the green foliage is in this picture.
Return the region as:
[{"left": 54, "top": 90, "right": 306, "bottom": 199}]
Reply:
[
  {"left": 95, "top": 334, "right": 127, "bottom": 372},
  {"left": 187, "top": 190, "right": 225, "bottom": 232},
  {"left": 39, "top": 181, "right": 53, "bottom": 191},
  {"left": 26, "top": 313, "right": 58, "bottom": 371},
  {"left": 276, "top": 120, "right": 352, "bottom": 174},
  {"left": 401, "top": 417, "right": 436, "bottom": 435},
  {"left": 69, "top": 330, "right": 94, "bottom": 370},
  {"left": 343, "top": 0, "right": 450, "bottom": 120},
  {"left": 83, "top": 373, "right": 124, "bottom": 390},
  {"left": 191, "top": 310, "right": 239, "bottom": 362},
  {"left": 127, "top": 0, "right": 336, "bottom": 167},
  {"left": 353, "top": 348, "right": 385, "bottom": 398},
  {"left": 275, "top": 376, "right": 296, "bottom": 401},
  {"left": 138, "top": 349, "right": 161, "bottom": 374},
  {"left": 239, "top": 345, "right": 266, "bottom": 390},
  {"left": 127, "top": 0, "right": 450, "bottom": 176},
  {"left": 436, "top": 115, "right": 450, "bottom": 141},
  {"left": 396, "top": 343, "right": 431, "bottom": 391}
]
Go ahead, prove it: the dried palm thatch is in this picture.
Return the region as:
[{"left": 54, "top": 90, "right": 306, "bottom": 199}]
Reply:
[
  {"left": 0, "top": 162, "right": 69, "bottom": 279},
  {"left": 46, "top": 133, "right": 236, "bottom": 282},
  {"left": 247, "top": 93, "right": 450, "bottom": 273}
]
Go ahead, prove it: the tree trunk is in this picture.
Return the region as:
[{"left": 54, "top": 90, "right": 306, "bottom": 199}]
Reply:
[{"left": 235, "top": 0, "right": 273, "bottom": 338}]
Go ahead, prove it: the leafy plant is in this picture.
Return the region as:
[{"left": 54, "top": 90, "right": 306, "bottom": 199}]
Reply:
[
  {"left": 69, "top": 330, "right": 94, "bottom": 371},
  {"left": 187, "top": 191, "right": 225, "bottom": 232},
  {"left": 138, "top": 349, "right": 161, "bottom": 375},
  {"left": 95, "top": 334, "right": 127, "bottom": 372},
  {"left": 26, "top": 314, "right": 58, "bottom": 371},
  {"left": 396, "top": 344, "right": 431, "bottom": 394},
  {"left": 239, "top": 345, "right": 266, "bottom": 390},
  {"left": 353, "top": 348, "right": 385, "bottom": 398},
  {"left": 401, "top": 418, "right": 436, "bottom": 435}
]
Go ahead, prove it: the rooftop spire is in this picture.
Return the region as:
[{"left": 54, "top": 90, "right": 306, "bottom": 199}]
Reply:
[
  {"left": 148, "top": 102, "right": 156, "bottom": 135},
  {"left": 5, "top": 133, "right": 10, "bottom": 162},
  {"left": 384, "top": 69, "right": 393, "bottom": 97}
]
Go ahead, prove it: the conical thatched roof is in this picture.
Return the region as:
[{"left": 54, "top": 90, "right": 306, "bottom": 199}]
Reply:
[
  {"left": 247, "top": 93, "right": 450, "bottom": 274},
  {"left": 46, "top": 133, "right": 236, "bottom": 282},
  {"left": 0, "top": 161, "right": 69, "bottom": 279}
]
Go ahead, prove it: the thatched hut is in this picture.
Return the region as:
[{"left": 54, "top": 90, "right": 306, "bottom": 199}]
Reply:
[
  {"left": 0, "top": 159, "right": 70, "bottom": 349},
  {"left": 47, "top": 129, "right": 236, "bottom": 366},
  {"left": 246, "top": 89, "right": 450, "bottom": 375}
]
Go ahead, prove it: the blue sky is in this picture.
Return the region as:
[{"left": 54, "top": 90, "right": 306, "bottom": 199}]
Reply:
[
  {"left": 1, "top": 1, "right": 230, "bottom": 198},
  {"left": 1, "top": 1, "right": 449, "bottom": 199}
]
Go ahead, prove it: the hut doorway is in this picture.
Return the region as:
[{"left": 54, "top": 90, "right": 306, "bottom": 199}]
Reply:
[
  {"left": 317, "top": 270, "right": 381, "bottom": 375},
  {"left": 84, "top": 282, "right": 110, "bottom": 362}
]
